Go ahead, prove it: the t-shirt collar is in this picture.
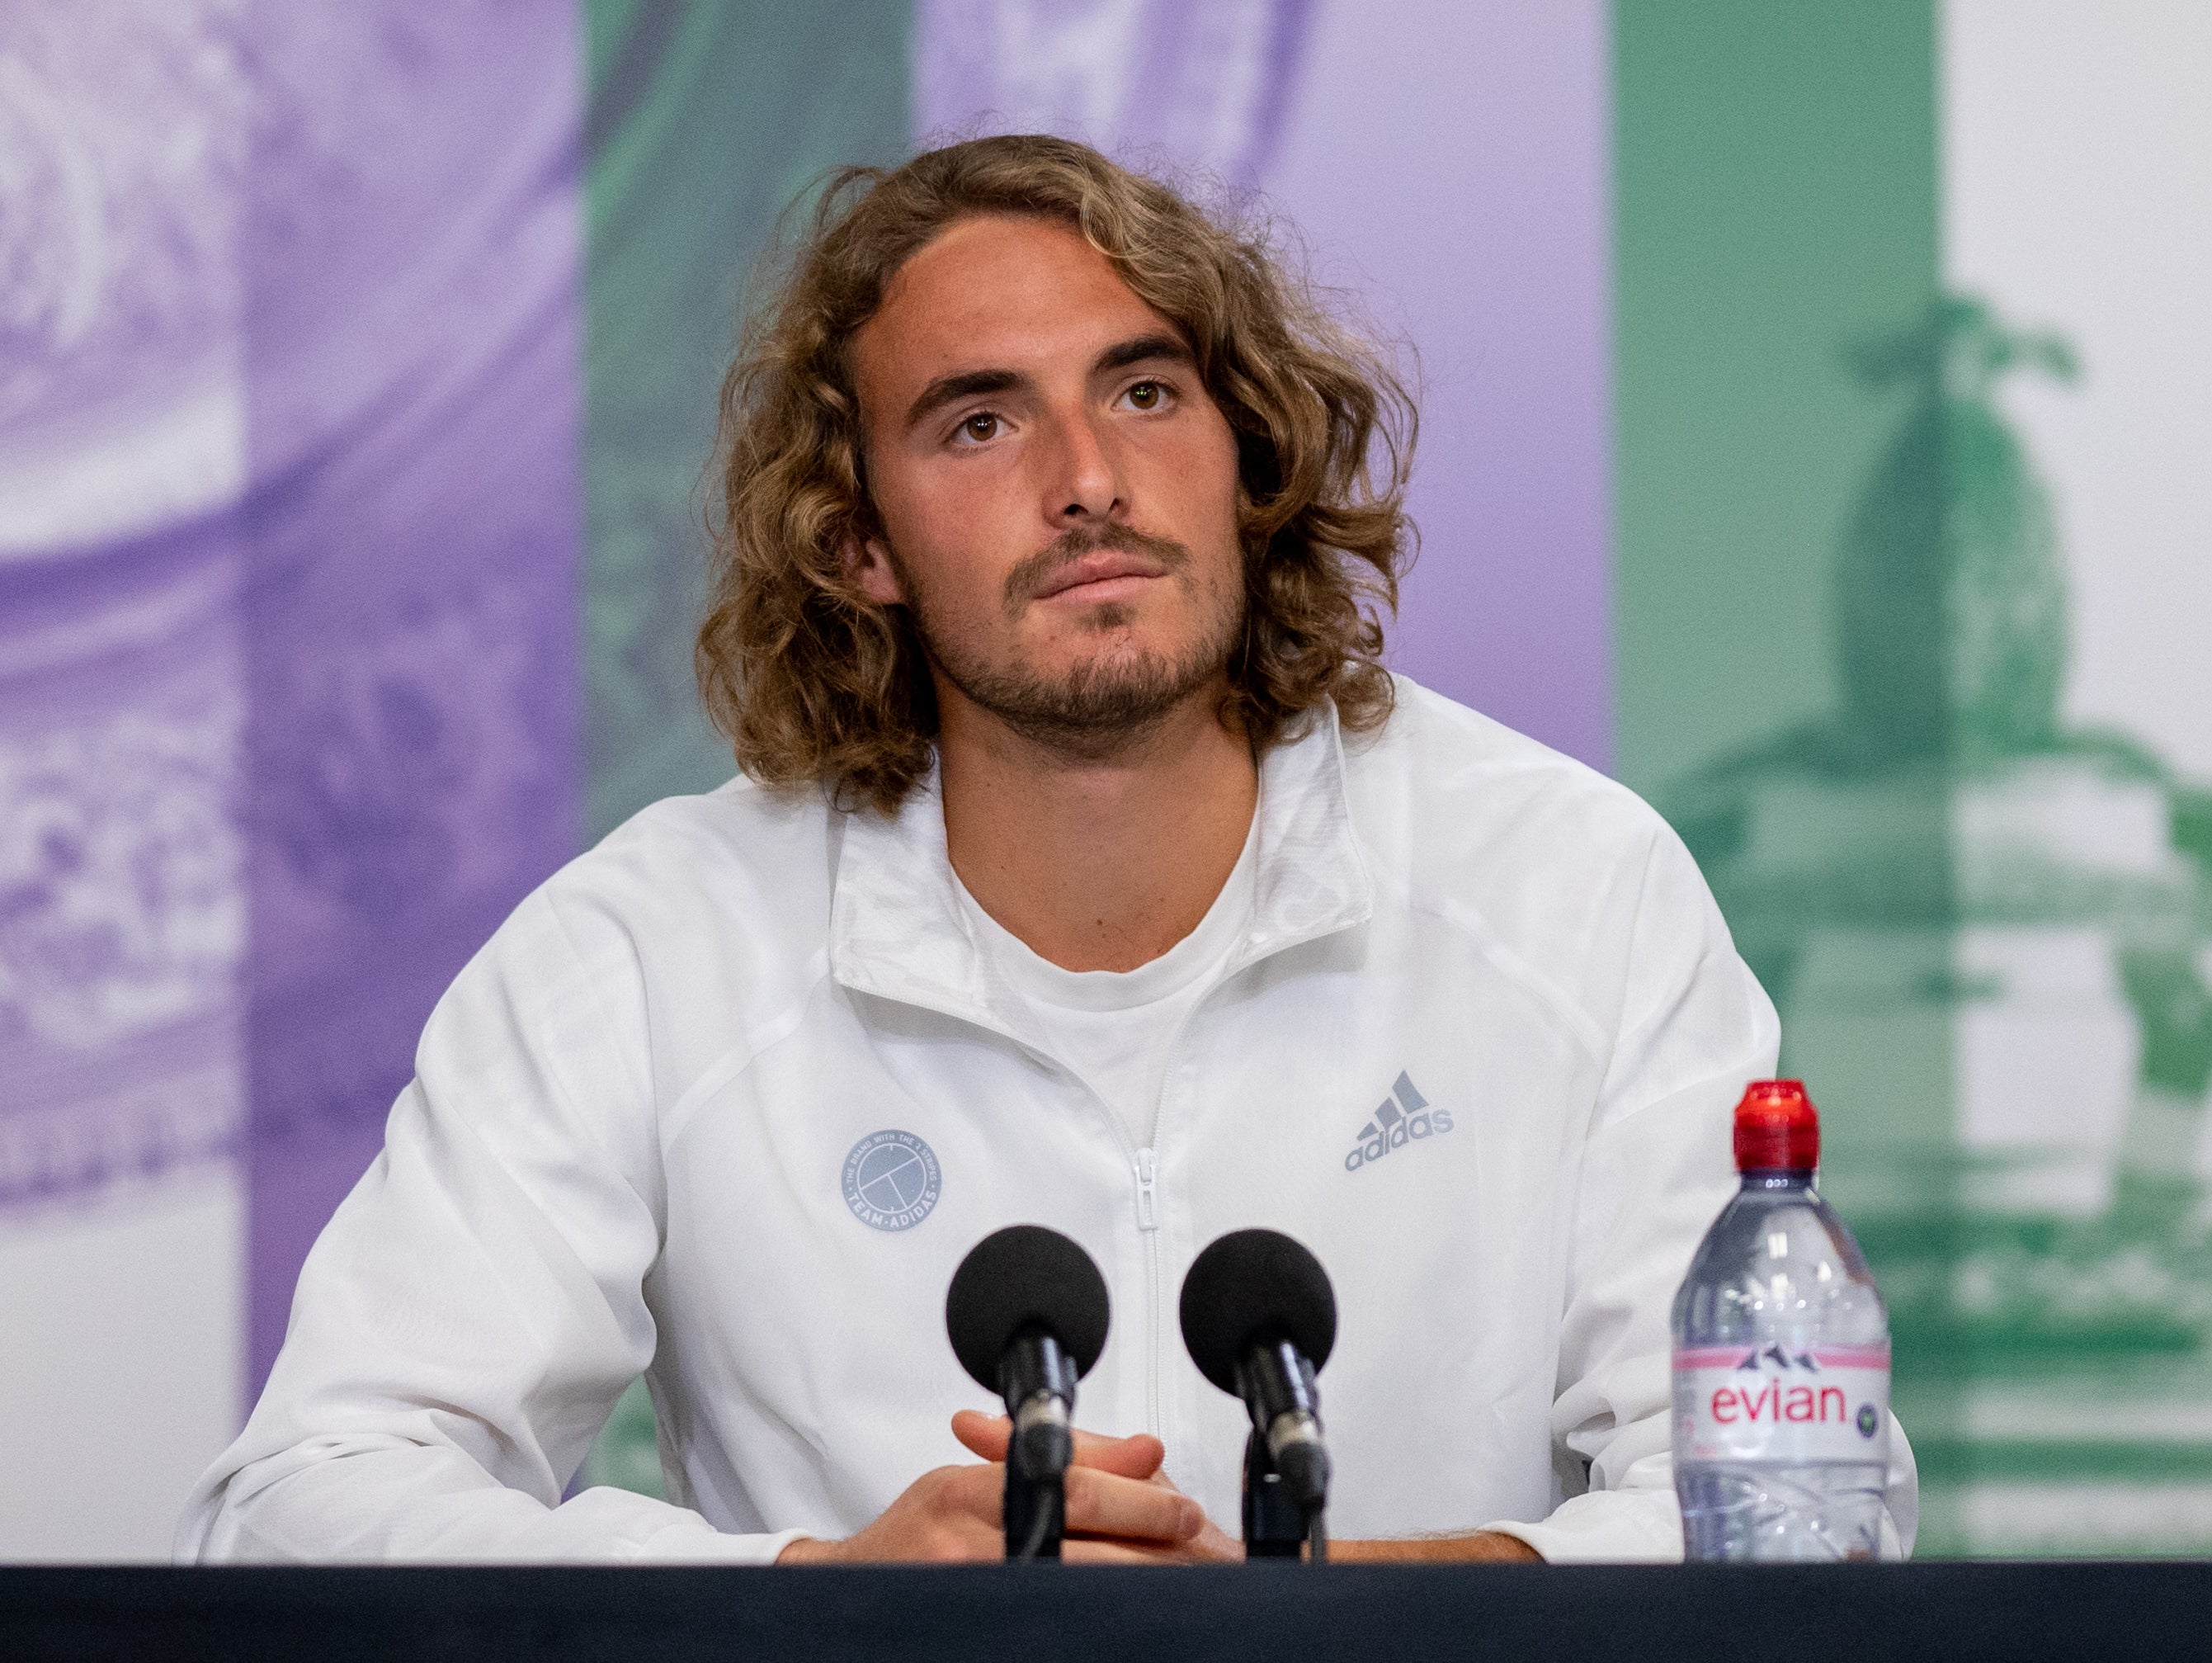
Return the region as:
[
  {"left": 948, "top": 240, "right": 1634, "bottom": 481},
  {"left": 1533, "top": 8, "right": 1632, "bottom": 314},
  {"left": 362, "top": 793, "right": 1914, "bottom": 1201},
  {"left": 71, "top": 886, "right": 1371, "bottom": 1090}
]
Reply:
[{"left": 828, "top": 703, "right": 1375, "bottom": 1034}]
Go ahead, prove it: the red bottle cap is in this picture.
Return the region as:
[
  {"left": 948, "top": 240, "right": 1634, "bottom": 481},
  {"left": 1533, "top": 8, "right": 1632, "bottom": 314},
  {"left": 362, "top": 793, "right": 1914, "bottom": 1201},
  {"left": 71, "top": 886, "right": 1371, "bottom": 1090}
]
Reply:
[{"left": 1733, "top": 1079, "right": 1819, "bottom": 1171}]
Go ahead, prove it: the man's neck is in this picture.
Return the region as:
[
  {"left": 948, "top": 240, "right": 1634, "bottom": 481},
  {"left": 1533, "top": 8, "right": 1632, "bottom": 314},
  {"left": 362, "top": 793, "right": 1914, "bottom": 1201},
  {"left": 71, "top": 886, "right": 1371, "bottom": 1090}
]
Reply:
[{"left": 936, "top": 687, "right": 1258, "bottom": 974}]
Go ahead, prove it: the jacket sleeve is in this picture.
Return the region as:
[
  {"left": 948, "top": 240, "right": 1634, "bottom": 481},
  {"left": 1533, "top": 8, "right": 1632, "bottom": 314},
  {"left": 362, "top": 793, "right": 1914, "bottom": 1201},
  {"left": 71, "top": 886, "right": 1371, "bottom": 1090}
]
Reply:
[
  {"left": 1479, "top": 821, "right": 1919, "bottom": 1562},
  {"left": 175, "top": 881, "right": 818, "bottom": 1564}
]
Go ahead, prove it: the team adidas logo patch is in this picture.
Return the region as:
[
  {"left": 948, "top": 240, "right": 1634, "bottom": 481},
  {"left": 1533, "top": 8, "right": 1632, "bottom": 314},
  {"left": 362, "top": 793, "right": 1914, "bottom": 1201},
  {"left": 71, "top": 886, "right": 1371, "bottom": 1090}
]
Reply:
[{"left": 1342, "top": 1071, "right": 1454, "bottom": 1173}]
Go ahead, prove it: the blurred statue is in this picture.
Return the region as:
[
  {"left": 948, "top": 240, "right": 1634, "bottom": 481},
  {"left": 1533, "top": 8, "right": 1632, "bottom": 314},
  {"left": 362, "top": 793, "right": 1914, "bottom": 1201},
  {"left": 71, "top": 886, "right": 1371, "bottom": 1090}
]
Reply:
[
  {"left": 1835, "top": 297, "right": 2077, "bottom": 765},
  {"left": 1664, "top": 295, "right": 2212, "bottom": 1358}
]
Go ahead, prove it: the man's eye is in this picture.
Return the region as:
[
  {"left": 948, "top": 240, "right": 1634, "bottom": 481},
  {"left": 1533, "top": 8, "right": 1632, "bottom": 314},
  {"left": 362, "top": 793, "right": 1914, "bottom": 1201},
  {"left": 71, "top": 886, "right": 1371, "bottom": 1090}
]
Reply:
[
  {"left": 960, "top": 413, "right": 1000, "bottom": 442},
  {"left": 1126, "top": 380, "right": 1164, "bottom": 410}
]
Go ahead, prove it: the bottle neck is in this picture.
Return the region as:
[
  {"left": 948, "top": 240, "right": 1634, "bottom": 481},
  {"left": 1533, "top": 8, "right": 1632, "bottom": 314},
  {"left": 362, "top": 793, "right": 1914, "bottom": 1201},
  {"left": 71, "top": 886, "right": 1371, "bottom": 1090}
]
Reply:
[{"left": 1738, "top": 1167, "right": 1814, "bottom": 1192}]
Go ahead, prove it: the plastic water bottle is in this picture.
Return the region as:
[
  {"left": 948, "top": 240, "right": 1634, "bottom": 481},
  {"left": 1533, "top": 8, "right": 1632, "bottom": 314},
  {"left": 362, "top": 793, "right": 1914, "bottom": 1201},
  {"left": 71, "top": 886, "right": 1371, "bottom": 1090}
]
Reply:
[{"left": 1672, "top": 1080, "right": 1890, "bottom": 1561}]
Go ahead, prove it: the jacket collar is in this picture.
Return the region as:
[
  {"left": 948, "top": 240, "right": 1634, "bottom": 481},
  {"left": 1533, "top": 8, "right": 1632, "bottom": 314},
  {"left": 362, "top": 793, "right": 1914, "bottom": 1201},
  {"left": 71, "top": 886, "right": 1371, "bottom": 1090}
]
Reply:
[{"left": 828, "top": 706, "right": 1374, "bottom": 1037}]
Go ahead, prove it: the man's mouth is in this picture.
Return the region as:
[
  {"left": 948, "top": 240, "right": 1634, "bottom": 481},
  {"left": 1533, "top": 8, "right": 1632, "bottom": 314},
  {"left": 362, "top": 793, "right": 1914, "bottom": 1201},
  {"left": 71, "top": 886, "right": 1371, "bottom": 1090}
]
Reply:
[
  {"left": 1001, "top": 526, "right": 1191, "bottom": 616},
  {"left": 1029, "top": 550, "right": 1172, "bottom": 602}
]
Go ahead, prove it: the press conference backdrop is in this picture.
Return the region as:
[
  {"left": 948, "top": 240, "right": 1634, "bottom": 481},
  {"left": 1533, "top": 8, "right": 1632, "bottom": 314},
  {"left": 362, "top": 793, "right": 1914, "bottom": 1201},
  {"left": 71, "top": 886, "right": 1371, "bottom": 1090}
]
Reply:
[{"left": 2, "top": 0, "right": 2208, "bottom": 1561}]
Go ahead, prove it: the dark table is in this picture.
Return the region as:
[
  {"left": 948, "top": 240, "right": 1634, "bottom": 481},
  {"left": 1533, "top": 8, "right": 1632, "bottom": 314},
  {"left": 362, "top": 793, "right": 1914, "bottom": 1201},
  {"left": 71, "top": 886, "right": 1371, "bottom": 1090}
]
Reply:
[{"left": 2, "top": 1561, "right": 2203, "bottom": 1661}]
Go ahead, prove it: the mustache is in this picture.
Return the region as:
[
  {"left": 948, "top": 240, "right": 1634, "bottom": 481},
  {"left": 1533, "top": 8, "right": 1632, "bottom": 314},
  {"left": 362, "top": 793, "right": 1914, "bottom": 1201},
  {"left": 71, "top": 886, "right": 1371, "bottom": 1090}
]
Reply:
[{"left": 1002, "top": 523, "right": 1191, "bottom": 615}]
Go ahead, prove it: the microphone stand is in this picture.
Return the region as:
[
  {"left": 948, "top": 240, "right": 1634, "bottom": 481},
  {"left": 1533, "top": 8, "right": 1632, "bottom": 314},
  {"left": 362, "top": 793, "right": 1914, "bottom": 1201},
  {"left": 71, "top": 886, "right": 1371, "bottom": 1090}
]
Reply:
[
  {"left": 1236, "top": 1339, "right": 1329, "bottom": 1561},
  {"left": 1243, "top": 1427, "right": 1315, "bottom": 1557},
  {"left": 999, "top": 1330, "right": 1078, "bottom": 1561}
]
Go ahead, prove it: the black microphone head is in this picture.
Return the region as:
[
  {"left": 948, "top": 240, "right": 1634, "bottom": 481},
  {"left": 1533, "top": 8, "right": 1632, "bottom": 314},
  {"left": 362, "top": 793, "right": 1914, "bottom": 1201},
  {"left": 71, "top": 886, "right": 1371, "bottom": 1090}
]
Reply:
[
  {"left": 1177, "top": 1228, "right": 1337, "bottom": 1395},
  {"left": 946, "top": 1225, "right": 1111, "bottom": 1392}
]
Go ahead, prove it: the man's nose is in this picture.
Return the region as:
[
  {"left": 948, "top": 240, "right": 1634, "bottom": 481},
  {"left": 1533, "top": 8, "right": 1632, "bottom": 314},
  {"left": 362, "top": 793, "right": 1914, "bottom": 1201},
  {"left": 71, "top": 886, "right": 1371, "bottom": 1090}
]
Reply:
[{"left": 1048, "top": 409, "right": 1123, "bottom": 523}]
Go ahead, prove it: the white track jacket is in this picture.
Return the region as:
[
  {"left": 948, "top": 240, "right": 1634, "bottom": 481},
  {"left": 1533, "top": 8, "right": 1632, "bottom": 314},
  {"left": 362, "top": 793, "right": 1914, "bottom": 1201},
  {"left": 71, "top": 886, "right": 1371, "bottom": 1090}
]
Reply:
[{"left": 181, "top": 679, "right": 1917, "bottom": 1563}]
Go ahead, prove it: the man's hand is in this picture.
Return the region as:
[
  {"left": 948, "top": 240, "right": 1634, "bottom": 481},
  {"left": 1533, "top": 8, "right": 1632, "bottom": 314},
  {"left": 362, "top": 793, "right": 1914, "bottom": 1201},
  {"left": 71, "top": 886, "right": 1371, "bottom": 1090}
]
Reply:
[
  {"left": 774, "top": 1410, "right": 1536, "bottom": 1564},
  {"left": 945, "top": 1421, "right": 1536, "bottom": 1563},
  {"left": 948, "top": 1410, "right": 1243, "bottom": 1561},
  {"left": 776, "top": 1410, "right": 1236, "bottom": 1563},
  {"left": 1332, "top": 1532, "right": 1543, "bottom": 1563}
]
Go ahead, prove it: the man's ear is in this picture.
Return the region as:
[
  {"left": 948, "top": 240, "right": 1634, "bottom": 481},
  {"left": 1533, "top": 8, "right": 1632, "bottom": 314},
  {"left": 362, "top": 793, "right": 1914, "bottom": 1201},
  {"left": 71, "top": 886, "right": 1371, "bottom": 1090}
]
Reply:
[{"left": 842, "top": 532, "right": 906, "bottom": 607}]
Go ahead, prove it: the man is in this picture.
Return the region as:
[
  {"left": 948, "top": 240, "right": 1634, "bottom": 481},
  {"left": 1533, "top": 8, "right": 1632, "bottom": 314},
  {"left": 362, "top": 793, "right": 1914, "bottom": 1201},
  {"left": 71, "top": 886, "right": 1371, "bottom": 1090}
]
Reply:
[{"left": 182, "top": 135, "right": 1914, "bottom": 1563}]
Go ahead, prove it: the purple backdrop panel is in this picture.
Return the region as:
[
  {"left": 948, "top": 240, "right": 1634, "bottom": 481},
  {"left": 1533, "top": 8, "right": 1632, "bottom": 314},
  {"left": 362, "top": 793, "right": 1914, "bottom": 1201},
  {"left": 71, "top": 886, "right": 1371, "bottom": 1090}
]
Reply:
[
  {"left": 0, "top": 522, "right": 246, "bottom": 1210},
  {"left": 1257, "top": 1, "right": 1615, "bottom": 768},
  {"left": 916, "top": 0, "right": 1314, "bottom": 184},
  {"left": 0, "top": 2, "right": 249, "bottom": 1215},
  {"left": 238, "top": 5, "right": 584, "bottom": 1383}
]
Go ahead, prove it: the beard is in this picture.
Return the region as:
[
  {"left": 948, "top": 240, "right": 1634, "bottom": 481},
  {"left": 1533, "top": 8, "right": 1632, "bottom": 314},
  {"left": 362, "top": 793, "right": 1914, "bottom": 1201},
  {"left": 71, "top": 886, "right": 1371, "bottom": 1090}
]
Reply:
[{"left": 896, "top": 524, "right": 1245, "bottom": 760}]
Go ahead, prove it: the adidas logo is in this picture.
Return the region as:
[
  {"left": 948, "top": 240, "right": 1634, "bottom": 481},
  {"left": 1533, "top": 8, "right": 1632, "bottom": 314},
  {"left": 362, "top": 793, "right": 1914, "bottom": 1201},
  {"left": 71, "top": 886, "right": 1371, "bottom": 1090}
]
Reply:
[{"left": 1342, "top": 1071, "right": 1454, "bottom": 1173}]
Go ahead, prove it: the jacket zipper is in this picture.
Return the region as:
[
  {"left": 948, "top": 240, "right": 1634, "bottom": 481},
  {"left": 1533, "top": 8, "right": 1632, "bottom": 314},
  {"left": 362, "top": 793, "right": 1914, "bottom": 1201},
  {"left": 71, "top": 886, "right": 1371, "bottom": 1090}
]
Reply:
[
  {"left": 1068, "top": 965, "right": 1259, "bottom": 1444},
  {"left": 1134, "top": 977, "right": 1243, "bottom": 1447},
  {"left": 1133, "top": 1146, "right": 1161, "bottom": 1436}
]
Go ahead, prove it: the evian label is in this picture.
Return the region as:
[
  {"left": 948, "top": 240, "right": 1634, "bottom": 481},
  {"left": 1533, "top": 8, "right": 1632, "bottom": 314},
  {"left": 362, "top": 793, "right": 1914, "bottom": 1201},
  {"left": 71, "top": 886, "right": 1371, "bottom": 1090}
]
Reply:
[{"left": 1673, "top": 1342, "right": 1890, "bottom": 1465}]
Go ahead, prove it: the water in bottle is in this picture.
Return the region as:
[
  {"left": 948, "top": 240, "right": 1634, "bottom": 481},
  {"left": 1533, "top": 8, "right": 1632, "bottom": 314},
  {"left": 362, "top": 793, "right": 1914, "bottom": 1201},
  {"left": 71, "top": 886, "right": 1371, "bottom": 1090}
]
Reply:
[{"left": 1672, "top": 1079, "right": 1890, "bottom": 1561}]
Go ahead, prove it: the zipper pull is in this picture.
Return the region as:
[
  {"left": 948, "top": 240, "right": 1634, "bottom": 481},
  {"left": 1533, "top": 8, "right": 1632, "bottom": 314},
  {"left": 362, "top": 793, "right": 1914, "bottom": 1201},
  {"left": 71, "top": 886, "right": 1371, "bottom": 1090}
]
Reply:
[{"left": 1134, "top": 1147, "right": 1158, "bottom": 1231}]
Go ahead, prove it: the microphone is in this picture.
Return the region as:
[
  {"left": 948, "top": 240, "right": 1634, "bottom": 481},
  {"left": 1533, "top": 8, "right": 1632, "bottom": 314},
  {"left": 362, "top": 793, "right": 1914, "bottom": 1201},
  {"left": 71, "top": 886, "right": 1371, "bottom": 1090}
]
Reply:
[
  {"left": 1178, "top": 1228, "right": 1337, "bottom": 1561},
  {"left": 946, "top": 1225, "right": 1111, "bottom": 1560}
]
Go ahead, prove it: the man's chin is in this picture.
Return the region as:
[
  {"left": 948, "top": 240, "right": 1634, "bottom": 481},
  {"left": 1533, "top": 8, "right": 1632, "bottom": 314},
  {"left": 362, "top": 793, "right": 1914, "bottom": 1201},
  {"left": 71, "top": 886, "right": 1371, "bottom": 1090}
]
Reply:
[
  {"left": 1030, "top": 639, "right": 1183, "bottom": 690},
  {"left": 941, "top": 647, "right": 1227, "bottom": 754}
]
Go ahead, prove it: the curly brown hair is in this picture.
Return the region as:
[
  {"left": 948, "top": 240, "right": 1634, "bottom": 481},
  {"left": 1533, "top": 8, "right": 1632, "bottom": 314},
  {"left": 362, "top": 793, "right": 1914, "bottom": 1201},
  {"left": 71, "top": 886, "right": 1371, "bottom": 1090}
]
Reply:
[{"left": 698, "top": 134, "right": 1416, "bottom": 813}]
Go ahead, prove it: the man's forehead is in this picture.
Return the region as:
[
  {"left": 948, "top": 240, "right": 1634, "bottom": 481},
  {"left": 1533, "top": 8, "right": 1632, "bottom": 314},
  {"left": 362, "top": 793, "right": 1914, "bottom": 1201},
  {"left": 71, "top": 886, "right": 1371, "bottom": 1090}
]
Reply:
[{"left": 856, "top": 214, "right": 1181, "bottom": 387}]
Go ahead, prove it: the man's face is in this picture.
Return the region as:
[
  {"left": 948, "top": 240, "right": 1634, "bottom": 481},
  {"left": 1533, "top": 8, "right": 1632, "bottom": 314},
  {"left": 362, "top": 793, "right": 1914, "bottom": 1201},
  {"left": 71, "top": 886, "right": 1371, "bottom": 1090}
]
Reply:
[{"left": 847, "top": 213, "right": 1246, "bottom": 753}]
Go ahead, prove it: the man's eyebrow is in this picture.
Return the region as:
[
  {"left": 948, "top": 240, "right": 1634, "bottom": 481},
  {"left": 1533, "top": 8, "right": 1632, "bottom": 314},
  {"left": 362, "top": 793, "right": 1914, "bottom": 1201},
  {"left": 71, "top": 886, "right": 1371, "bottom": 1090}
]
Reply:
[
  {"left": 1095, "top": 333, "right": 1194, "bottom": 375},
  {"left": 905, "top": 368, "right": 1024, "bottom": 431}
]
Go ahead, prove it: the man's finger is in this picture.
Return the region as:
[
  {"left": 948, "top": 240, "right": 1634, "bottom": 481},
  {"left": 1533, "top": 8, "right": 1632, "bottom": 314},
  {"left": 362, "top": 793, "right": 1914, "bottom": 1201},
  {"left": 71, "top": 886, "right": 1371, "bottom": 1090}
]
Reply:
[
  {"left": 1060, "top": 1538, "right": 1205, "bottom": 1565},
  {"left": 1061, "top": 1528, "right": 1240, "bottom": 1565},
  {"left": 949, "top": 1410, "right": 1010, "bottom": 1462},
  {"left": 929, "top": 1459, "right": 1007, "bottom": 1528},
  {"left": 1062, "top": 1466, "right": 1205, "bottom": 1543},
  {"left": 1073, "top": 1427, "right": 1167, "bottom": 1480},
  {"left": 949, "top": 1411, "right": 1166, "bottom": 1481}
]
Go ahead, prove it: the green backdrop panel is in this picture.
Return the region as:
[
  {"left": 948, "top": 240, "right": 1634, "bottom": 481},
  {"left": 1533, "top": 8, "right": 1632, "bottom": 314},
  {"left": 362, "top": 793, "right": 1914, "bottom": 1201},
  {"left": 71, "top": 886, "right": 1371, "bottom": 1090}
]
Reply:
[
  {"left": 584, "top": 0, "right": 911, "bottom": 839},
  {"left": 1612, "top": 0, "right": 1940, "bottom": 798}
]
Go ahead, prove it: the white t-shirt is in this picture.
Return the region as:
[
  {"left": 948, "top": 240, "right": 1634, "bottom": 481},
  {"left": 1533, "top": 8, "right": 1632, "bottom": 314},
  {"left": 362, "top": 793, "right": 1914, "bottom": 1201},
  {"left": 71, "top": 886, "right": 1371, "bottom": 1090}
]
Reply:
[{"left": 953, "top": 809, "right": 1260, "bottom": 1152}]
